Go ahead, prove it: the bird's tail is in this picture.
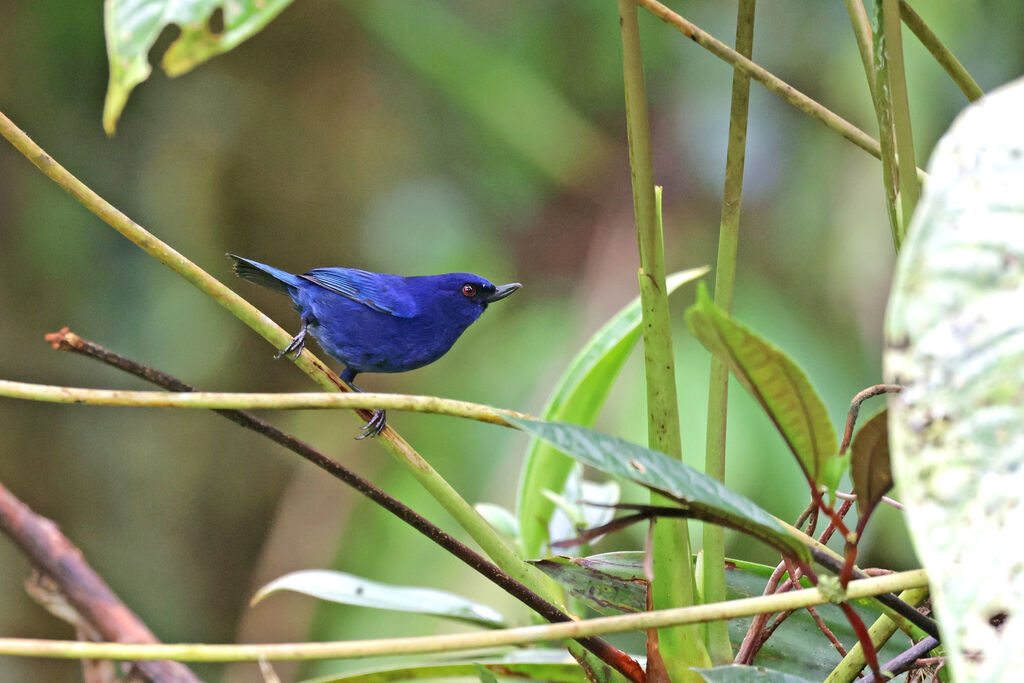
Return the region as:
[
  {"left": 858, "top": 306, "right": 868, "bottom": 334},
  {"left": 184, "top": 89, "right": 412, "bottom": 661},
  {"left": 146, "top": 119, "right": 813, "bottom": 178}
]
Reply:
[{"left": 226, "top": 254, "right": 302, "bottom": 295}]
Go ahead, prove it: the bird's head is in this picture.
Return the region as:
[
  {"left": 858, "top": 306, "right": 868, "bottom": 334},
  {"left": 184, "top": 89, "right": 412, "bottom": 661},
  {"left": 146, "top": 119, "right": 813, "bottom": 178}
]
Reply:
[{"left": 422, "top": 273, "right": 522, "bottom": 323}]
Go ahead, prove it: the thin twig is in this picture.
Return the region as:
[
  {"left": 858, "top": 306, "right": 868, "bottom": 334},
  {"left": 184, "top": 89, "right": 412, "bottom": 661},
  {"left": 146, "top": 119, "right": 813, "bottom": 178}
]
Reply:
[
  {"left": 899, "top": 1, "right": 983, "bottom": 101},
  {"left": 805, "top": 605, "right": 847, "bottom": 658},
  {"left": 840, "top": 384, "right": 902, "bottom": 454},
  {"left": 636, "top": 0, "right": 927, "bottom": 183},
  {"left": 859, "top": 636, "right": 941, "bottom": 683},
  {"left": 45, "top": 329, "right": 644, "bottom": 683},
  {"left": 0, "top": 481, "right": 201, "bottom": 683},
  {"left": 0, "top": 571, "right": 931, "bottom": 663}
]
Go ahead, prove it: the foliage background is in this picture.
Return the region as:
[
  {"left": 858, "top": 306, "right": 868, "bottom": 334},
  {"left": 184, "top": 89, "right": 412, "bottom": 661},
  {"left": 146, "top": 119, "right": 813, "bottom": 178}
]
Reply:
[{"left": 1, "top": 1, "right": 1022, "bottom": 680}]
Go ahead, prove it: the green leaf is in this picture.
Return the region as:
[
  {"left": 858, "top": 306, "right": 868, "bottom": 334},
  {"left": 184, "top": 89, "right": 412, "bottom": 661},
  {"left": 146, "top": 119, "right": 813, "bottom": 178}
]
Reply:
[
  {"left": 507, "top": 418, "right": 809, "bottom": 561},
  {"left": 694, "top": 665, "right": 815, "bottom": 683},
  {"left": 517, "top": 266, "right": 709, "bottom": 559},
  {"left": 532, "top": 554, "right": 648, "bottom": 616},
  {"left": 849, "top": 409, "right": 892, "bottom": 519},
  {"left": 884, "top": 76, "right": 1024, "bottom": 681},
  {"left": 251, "top": 570, "right": 505, "bottom": 629},
  {"left": 103, "top": 0, "right": 294, "bottom": 134},
  {"left": 685, "top": 284, "right": 841, "bottom": 491}
]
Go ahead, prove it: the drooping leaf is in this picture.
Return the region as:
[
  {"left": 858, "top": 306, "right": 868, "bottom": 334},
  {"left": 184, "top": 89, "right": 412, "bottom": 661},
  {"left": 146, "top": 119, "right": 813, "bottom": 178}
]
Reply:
[
  {"left": 299, "top": 650, "right": 588, "bottom": 683},
  {"left": 507, "top": 418, "right": 809, "bottom": 561},
  {"left": 849, "top": 409, "right": 892, "bottom": 520},
  {"left": 685, "top": 284, "right": 842, "bottom": 491},
  {"left": 517, "top": 267, "right": 709, "bottom": 559},
  {"left": 533, "top": 554, "right": 648, "bottom": 616},
  {"left": 251, "top": 570, "right": 505, "bottom": 629},
  {"left": 694, "top": 665, "right": 815, "bottom": 683},
  {"left": 103, "top": 0, "right": 294, "bottom": 134},
  {"left": 885, "top": 76, "right": 1024, "bottom": 681}
]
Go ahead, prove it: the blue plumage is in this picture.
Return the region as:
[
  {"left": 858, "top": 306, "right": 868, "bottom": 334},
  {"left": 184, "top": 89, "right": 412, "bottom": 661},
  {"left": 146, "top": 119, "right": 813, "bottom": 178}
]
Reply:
[{"left": 228, "top": 254, "right": 521, "bottom": 437}]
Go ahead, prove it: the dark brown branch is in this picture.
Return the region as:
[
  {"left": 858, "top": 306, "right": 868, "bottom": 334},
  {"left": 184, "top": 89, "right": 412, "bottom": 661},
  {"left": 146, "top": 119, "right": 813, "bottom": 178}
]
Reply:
[
  {"left": 0, "top": 481, "right": 201, "bottom": 683},
  {"left": 44, "top": 329, "right": 644, "bottom": 683}
]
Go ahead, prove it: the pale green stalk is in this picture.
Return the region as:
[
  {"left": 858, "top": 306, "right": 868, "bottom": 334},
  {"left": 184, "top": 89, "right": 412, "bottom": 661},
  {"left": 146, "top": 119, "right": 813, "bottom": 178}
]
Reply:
[
  {"left": 0, "top": 571, "right": 928, "bottom": 662},
  {"left": 843, "top": 0, "right": 876, "bottom": 95},
  {"left": 702, "top": 0, "right": 755, "bottom": 664},
  {"left": 899, "top": 1, "right": 983, "bottom": 102},
  {"left": 882, "top": 0, "right": 920, "bottom": 243},
  {"left": 636, "top": 0, "right": 926, "bottom": 185},
  {"left": 0, "top": 380, "right": 527, "bottom": 425},
  {"left": 617, "top": 1, "right": 709, "bottom": 676}
]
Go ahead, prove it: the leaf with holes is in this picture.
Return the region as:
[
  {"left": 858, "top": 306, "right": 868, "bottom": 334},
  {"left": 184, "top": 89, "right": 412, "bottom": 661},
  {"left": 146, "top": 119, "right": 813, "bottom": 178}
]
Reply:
[
  {"left": 686, "top": 284, "right": 841, "bottom": 491},
  {"left": 849, "top": 410, "right": 892, "bottom": 520},
  {"left": 104, "top": 0, "right": 294, "bottom": 134}
]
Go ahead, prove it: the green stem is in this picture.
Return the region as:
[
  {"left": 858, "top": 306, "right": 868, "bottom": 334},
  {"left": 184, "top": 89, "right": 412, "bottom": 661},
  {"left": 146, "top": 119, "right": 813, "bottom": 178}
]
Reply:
[
  {"left": 0, "top": 379, "right": 529, "bottom": 424},
  {"left": 0, "top": 571, "right": 929, "bottom": 662},
  {"left": 842, "top": 0, "right": 876, "bottom": 95},
  {"left": 0, "top": 109, "right": 560, "bottom": 621},
  {"left": 636, "top": 0, "right": 927, "bottom": 183},
  {"left": 617, "top": 2, "right": 709, "bottom": 677},
  {"left": 702, "top": 0, "right": 755, "bottom": 665},
  {"left": 882, "top": 0, "right": 920, "bottom": 242},
  {"left": 872, "top": 2, "right": 903, "bottom": 250},
  {"left": 899, "top": 1, "right": 984, "bottom": 102}
]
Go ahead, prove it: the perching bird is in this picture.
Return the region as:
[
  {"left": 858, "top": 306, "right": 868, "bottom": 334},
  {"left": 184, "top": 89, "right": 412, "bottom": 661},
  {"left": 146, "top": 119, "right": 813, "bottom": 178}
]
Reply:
[{"left": 227, "top": 254, "right": 521, "bottom": 438}]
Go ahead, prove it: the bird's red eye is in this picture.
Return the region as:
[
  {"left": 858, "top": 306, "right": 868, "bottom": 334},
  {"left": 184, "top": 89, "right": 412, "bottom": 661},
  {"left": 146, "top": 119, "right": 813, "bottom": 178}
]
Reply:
[{"left": 461, "top": 284, "right": 476, "bottom": 297}]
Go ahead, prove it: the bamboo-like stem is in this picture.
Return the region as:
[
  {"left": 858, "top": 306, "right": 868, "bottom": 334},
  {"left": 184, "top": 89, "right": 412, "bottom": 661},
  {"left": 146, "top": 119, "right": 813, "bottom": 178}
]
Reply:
[
  {"left": 843, "top": 0, "right": 876, "bottom": 94},
  {"left": 899, "top": 0, "right": 983, "bottom": 102},
  {"left": 636, "top": 0, "right": 926, "bottom": 184},
  {"left": 882, "top": 0, "right": 920, "bottom": 241},
  {"left": 0, "top": 109, "right": 560, "bottom": 631},
  {"left": 0, "top": 379, "right": 528, "bottom": 424},
  {"left": 702, "top": 0, "right": 755, "bottom": 665},
  {"left": 617, "top": 2, "right": 708, "bottom": 676},
  {"left": 0, "top": 571, "right": 929, "bottom": 662}
]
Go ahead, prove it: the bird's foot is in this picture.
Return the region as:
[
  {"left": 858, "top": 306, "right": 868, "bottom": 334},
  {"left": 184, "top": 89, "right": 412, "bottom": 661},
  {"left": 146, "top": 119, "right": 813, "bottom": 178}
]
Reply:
[
  {"left": 275, "top": 326, "right": 308, "bottom": 360},
  {"left": 356, "top": 409, "right": 387, "bottom": 440}
]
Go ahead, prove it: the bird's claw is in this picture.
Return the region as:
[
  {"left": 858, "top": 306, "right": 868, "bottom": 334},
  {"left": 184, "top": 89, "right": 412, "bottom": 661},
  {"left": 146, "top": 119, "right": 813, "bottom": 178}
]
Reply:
[
  {"left": 356, "top": 409, "right": 387, "bottom": 440},
  {"left": 275, "top": 329, "right": 307, "bottom": 359}
]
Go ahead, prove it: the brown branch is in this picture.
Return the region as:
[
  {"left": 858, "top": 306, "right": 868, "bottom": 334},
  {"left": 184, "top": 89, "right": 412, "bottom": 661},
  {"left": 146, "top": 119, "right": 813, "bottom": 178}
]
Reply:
[
  {"left": 44, "top": 329, "right": 645, "bottom": 683},
  {"left": 839, "top": 384, "right": 902, "bottom": 454},
  {"left": 0, "top": 481, "right": 201, "bottom": 683}
]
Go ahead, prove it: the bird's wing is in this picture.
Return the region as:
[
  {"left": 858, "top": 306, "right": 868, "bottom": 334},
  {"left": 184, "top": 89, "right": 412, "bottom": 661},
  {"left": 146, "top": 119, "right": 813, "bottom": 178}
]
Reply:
[{"left": 301, "top": 268, "right": 418, "bottom": 318}]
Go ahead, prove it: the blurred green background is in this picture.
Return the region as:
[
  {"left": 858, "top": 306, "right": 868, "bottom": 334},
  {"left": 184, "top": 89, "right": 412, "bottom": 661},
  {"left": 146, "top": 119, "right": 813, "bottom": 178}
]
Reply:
[{"left": 1, "top": 1, "right": 1022, "bottom": 680}]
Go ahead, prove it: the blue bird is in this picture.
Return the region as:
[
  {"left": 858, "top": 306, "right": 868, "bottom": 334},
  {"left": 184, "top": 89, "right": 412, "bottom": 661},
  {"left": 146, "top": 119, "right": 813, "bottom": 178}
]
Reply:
[{"left": 228, "top": 254, "right": 521, "bottom": 438}]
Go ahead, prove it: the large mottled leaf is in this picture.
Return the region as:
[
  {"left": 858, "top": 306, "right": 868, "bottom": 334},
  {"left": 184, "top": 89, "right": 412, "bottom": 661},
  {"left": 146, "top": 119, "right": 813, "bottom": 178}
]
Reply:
[
  {"left": 849, "top": 410, "right": 892, "bottom": 520},
  {"left": 300, "top": 650, "right": 589, "bottom": 683},
  {"left": 884, "top": 76, "right": 1024, "bottom": 681},
  {"left": 103, "top": 0, "right": 294, "bottom": 134},
  {"left": 686, "top": 284, "right": 842, "bottom": 491},
  {"left": 507, "top": 418, "right": 808, "bottom": 561},
  {"left": 251, "top": 570, "right": 505, "bottom": 629},
  {"left": 694, "top": 666, "right": 814, "bottom": 683},
  {"left": 534, "top": 552, "right": 910, "bottom": 680},
  {"left": 517, "top": 267, "right": 709, "bottom": 559}
]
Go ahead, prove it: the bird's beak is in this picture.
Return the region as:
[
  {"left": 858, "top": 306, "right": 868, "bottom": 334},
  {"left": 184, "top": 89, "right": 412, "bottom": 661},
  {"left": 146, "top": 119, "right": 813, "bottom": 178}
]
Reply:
[{"left": 484, "top": 282, "right": 522, "bottom": 303}]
